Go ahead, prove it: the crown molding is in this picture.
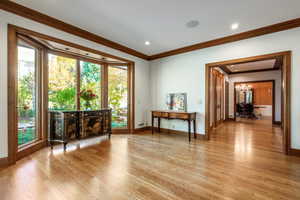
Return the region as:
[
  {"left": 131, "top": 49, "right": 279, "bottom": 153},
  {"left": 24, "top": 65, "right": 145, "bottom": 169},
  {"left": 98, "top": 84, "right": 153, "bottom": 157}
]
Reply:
[
  {"left": 0, "top": 1, "right": 149, "bottom": 60},
  {"left": 1, "top": 1, "right": 300, "bottom": 61},
  {"left": 149, "top": 18, "right": 300, "bottom": 60}
]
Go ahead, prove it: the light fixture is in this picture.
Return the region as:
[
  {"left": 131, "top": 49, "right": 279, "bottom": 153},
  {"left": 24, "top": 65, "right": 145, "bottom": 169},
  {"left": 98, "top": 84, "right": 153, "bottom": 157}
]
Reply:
[
  {"left": 235, "top": 84, "right": 252, "bottom": 92},
  {"left": 231, "top": 23, "right": 239, "bottom": 30},
  {"left": 145, "top": 41, "right": 151, "bottom": 46},
  {"left": 186, "top": 20, "right": 200, "bottom": 28}
]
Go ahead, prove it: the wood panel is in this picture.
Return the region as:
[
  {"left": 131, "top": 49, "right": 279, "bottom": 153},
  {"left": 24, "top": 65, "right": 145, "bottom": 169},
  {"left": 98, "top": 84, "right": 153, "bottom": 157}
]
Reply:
[
  {"left": 253, "top": 87, "right": 272, "bottom": 105},
  {"left": 211, "top": 69, "right": 225, "bottom": 127}
]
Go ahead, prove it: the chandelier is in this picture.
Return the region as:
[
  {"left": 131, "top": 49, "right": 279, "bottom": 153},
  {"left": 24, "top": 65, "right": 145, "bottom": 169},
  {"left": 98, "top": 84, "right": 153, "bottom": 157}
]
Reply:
[{"left": 235, "top": 84, "right": 252, "bottom": 92}]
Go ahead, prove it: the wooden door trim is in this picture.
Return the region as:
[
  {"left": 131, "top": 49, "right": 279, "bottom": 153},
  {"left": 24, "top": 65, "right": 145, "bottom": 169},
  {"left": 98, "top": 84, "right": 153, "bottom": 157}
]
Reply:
[
  {"left": 7, "top": 24, "right": 18, "bottom": 165},
  {"left": 205, "top": 51, "right": 291, "bottom": 155},
  {"left": 233, "top": 80, "right": 276, "bottom": 123},
  {"left": 213, "top": 71, "right": 217, "bottom": 127}
]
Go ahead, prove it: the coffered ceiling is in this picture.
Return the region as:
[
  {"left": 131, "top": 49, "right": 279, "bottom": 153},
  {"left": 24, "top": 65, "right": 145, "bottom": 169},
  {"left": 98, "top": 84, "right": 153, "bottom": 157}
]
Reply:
[
  {"left": 9, "top": 0, "right": 300, "bottom": 56},
  {"left": 219, "top": 58, "right": 282, "bottom": 74}
]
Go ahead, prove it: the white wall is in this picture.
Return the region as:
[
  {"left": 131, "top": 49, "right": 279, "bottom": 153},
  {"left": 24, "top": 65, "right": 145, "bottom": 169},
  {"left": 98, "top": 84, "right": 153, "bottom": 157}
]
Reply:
[
  {"left": 150, "top": 27, "right": 300, "bottom": 149},
  {"left": 0, "top": 10, "right": 151, "bottom": 158},
  {"left": 228, "top": 71, "right": 282, "bottom": 121},
  {"left": 258, "top": 105, "right": 272, "bottom": 117}
]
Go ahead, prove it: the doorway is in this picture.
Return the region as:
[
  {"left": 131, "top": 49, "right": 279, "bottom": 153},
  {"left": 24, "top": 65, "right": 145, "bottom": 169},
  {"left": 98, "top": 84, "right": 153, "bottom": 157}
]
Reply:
[
  {"left": 234, "top": 80, "right": 275, "bottom": 124},
  {"left": 205, "top": 51, "right": 291, "bottom": 154}
]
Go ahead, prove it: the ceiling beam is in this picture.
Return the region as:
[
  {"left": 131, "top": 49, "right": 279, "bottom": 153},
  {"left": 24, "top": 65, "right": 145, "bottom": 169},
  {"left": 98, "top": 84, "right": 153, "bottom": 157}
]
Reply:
[
  {"left": 273, "top": 56, "right": 283, "bottom": 70},
  {"left": 218, "top": 66, "right": 232, "bottom": 75},
  {"left": 0, "top": 0, "right": 149, "bottom": 60},
  {"left": 229, "top": 68, "right": 280, "bottom": 75}
]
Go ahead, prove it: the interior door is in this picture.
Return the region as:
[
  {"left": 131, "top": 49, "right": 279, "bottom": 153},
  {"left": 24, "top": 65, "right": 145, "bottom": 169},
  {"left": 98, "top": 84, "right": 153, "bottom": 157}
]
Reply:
[
  {"left": 212, "top": 69, "right": 225, "bottom": 127},
  {"left": 225, "top": 81, "right": 229, "bottom": 120},
  {"left": 216, "top": 75, "right": 221, "bottom": 124}
]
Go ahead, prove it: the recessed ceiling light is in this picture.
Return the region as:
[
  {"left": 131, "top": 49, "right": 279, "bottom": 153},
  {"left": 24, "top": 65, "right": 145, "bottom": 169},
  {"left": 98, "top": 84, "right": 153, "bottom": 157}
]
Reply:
[
  {"left": 186, "top": 20, "right": 200, "bottom": 28},
  {"left": 145, "top": 41, "right": 151, "bottom": 46},
  {"left": 231, "top": 23, "right": 239, "bottom": 30}
]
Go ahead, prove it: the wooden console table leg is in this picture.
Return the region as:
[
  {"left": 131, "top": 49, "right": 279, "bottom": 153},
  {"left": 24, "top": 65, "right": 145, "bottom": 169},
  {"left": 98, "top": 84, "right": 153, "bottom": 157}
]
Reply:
[
  {"left": 158, "top": 117, "right": 161, "bottom": 133},
  {"left": 193, "top": 120, "right": 197, "bottom": 139},
  {"left": 188, "top": 120, "right": 191, "bottom": 142},
  {"left": 63, "top": 142, "right": 67, "bottom": 151},
  {"left": 152, "top": 115, "right": 154, "bottom": 134}
]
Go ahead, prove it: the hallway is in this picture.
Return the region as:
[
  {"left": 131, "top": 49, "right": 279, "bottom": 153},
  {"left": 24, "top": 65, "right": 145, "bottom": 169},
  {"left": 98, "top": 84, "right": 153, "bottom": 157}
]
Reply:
[{"left": 211, "top": 117, "right": 283, "bottom": 153}]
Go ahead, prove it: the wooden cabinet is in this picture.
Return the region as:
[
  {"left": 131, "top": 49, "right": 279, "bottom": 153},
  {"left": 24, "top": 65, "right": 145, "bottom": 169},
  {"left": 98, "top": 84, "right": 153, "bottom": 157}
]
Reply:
[
  {"left": 151, "top": 110, "right": 197, "bottom": 142},
  {"left": 49, "top": 109, "right": 112, "bottom": 150}
]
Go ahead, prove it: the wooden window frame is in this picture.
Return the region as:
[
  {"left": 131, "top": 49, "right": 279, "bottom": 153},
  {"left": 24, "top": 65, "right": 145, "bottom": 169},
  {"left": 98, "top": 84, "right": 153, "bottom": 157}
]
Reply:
[
  {"left": 47, "top": 50, "right": 134, "bottom": 131},
  {"left": 7, "top": 25, "right": 135, "bottom": 165},
  {"left": 8, "top": 32, "right": 49, "bottom": 162},
  {"left": 16, "top": 43, "right": 42, "bottom": 149}
]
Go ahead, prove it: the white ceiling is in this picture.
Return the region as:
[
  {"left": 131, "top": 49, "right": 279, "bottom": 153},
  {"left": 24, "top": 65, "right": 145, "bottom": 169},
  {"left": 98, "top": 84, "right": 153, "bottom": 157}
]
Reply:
[
  {"left": 12, "top": 0, "right": 300, "bottom": 55},
  {"left": 228, "top": 59, "right": 276, "bottom": 72}
]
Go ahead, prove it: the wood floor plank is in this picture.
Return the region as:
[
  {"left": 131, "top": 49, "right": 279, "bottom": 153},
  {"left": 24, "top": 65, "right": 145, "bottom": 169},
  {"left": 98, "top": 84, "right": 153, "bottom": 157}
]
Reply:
[{"left": 1, "top": 119, "right": 300, "bottom": 200}]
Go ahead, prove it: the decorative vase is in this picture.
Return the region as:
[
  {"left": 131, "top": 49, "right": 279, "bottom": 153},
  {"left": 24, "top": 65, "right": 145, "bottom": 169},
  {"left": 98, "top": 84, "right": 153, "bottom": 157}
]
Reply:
[{"left": 85, "top": 101, "right": 92, "bottom": 110}]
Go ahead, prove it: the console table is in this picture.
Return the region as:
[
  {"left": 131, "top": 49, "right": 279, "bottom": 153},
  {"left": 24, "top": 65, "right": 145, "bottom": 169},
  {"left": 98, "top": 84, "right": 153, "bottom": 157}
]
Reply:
[
  {"left": 49, "top": 109, "right": 112, "bottom": 150},
  {"left": 151, "top": 110, "right": 197, "bottom": 142}
]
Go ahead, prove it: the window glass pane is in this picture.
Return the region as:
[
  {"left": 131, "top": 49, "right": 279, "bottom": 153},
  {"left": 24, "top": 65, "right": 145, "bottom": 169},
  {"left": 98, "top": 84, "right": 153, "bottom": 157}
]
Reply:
[
  {"left": 80, "top": 61, "right": 101, "bottom": 110},
  {"left": 48, "top": 54, "right": 77, "bottom": 111},
  {"left": 108, "top": 66, "right": 128, "bottom": 128},
  {"left": 17, "top": 46, "right": 38, "bottom": 146}
]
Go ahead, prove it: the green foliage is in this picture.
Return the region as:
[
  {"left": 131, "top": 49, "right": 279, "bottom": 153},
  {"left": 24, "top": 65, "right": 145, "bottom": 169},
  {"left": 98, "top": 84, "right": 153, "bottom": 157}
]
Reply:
[
  {"left": 108, "top": 67, "right": 127, "bottom": 125},
  {"left": 80, "top": 61, "right": 101, "bottom": 110},
  {"left": 49, "top": 87, "right": 76, "bottom": 110},
  {"left": 18, "top": 127, "right": 35, "bottom": 145},
  {"left": 81, "top": 62, "right": 100, "bottom": 83},
  {"left": 18, "top": 72, "right": 36, "bottom": 118},
  {"left": 48, "top": 55, "right": 77, "bottom": 110}
]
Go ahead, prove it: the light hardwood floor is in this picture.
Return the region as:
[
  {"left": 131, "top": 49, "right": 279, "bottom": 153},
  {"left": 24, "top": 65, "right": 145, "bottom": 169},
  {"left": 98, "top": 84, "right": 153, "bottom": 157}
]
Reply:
[
  {"left": 213, "top": 117, "right": 283, "bottom": 153},
  {"left": 1, "top": 121, "right": 300, "bottom": 200}
]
